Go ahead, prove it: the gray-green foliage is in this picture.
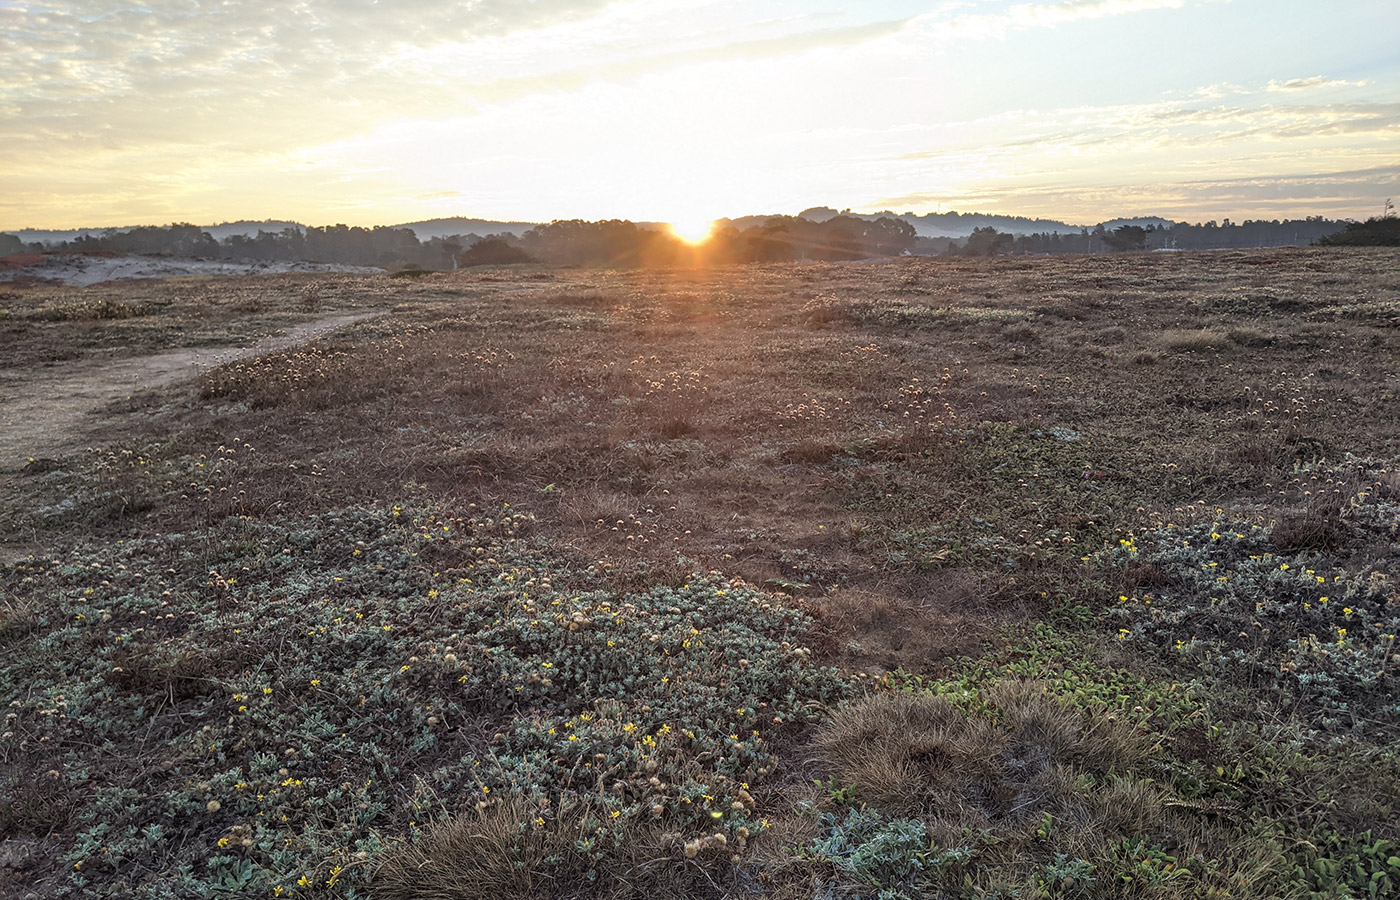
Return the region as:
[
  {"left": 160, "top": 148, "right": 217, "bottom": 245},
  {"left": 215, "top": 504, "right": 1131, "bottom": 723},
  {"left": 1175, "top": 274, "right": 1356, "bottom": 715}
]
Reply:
[
  {"left": 809, "top": 808, "right": 970, "bottom": 900},
  {"left": 0, "top": 501, "right": 847, "bottom": 897},
  {"left": 1107, "top": 513, "right": 1400, "bottom": 729}
]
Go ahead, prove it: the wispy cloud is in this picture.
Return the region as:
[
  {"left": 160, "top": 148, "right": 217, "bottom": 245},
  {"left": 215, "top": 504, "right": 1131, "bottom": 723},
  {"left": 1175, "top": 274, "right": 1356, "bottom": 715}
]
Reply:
[
  {"left": 1006, "top": 0, "right": 1187, "bottom": 28},
  {"left": 895, "top": 99, "right": 1400, "bottom": 164},
  {"left": 0, "top": 0, "right": 626, "bottom": 153},
  {"left": 906, "top": 0, "right": 1189, "bottom": 43},
  {"left": 0, "top": 0, "right": 906, "bottom": 164},
  {"left": 1266, "top": 75, "right": 1369, "bottom": 91},
  {"left": 1190, "top": 75, "right": 1371, "bottom": 100},
  {"left": 878, "top": 165, "right": 1400, "bottom": 222}
]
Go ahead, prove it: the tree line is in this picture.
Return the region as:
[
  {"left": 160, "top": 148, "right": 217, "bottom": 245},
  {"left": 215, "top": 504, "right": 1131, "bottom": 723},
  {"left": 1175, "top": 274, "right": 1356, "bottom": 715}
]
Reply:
[
  {"left": 0, "top": 215, "right": 920, "bottom": 269},
  {"left": 1, "top": 212, "right": 1390, "bottom": 269},
  {"left": 501, "top": 215, "right": 918, "bottom": 266},
  {"left": 937, "top": 216, "right": 1372, "bottom": 256},
  {"left": 0, "top": 223, "right": 466, "bottom": 270}
]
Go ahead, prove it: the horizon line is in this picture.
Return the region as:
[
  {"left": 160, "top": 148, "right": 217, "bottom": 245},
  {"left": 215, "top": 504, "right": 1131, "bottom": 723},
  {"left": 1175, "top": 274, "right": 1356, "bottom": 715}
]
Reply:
[{"left": 1, "top": 207, "right": 1367, "bottom": 235}]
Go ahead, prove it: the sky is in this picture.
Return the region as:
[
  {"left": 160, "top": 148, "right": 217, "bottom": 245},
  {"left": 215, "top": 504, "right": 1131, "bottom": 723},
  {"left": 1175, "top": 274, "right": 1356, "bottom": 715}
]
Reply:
[{"left": 2, "top": 0, "right": 1397, "bottom": 230}]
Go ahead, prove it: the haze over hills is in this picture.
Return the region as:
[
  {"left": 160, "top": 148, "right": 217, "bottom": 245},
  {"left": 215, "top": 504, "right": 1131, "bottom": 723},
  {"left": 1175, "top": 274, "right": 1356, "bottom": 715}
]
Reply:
[
  {"left": 2, "top": 207, "right": 1367, "bottom": 281},
  {"left": 788, "top": 207, "right": 1092, "bottom": 237},
  {"left": 8, "top": 220, "right": 307, "bottom": 247},
  {"left": 388, "top": 217, "right": 542, "bottom": 241},
  {"left": 3, "top": 209, "right": 1290, "bottom": 248}
]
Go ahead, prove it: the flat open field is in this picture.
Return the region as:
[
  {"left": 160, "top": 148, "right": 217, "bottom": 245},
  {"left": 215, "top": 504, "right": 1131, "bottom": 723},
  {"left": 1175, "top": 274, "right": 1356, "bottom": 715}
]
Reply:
[{"left": 3, "top": 248, "right": 1400, "bottom": 899}]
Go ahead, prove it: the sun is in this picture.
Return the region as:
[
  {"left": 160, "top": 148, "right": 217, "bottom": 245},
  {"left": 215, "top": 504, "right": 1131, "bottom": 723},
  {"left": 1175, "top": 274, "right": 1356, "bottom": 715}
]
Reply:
[{"left": 668, "top": 216, "right": 716, "bottom": 245}]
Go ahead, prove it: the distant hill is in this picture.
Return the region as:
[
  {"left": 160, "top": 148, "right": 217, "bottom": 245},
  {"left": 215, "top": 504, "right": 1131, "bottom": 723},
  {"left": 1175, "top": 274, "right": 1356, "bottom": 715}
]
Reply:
[
  {"left": 10, "top": 226, "right": 135, "bottom": 245},
  {"left": 202, "top": 220, "right": 305, "bottom": 241},
  {"left": 2, "top": 211, "right": 1350, "bottom": 257},
  {"left": 889, "top": 211, "right": 1095, "bottom": 237},
  {"left": 9, "top": 220, "right": 304, "bottom": 246},
  {"left": 6, "top": 218, "right": 539, "bottom": 248},
  {"left": 389, "top": 217, "right": 540, "bottom": 240},
  {"left": 805, "top": 208, "right": 1086, "bottom": 237},
  {"left": 1098, "top": 216, "right": 1176, "bottom": 231},
  {"left": 794, "top": 207, "right": 1182, "bottom": 237}
]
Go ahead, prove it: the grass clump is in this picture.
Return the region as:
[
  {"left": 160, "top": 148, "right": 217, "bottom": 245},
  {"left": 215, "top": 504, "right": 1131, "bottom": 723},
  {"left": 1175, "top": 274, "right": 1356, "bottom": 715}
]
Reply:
[
  {"left": 23, "top": 297, "right": 157, "bottom": 321},
  {"left": 1159, "top": 329, "right": 1227, "bottom": 352},
  {"left": 809, "top": 685, "right": 1154, "bottom": 827},
  {"left": 802, "top": 673, "right": 1399, "bottom": 899},
  {"left": 802, "top": 683, "right": 1236, "bottom": 898}
]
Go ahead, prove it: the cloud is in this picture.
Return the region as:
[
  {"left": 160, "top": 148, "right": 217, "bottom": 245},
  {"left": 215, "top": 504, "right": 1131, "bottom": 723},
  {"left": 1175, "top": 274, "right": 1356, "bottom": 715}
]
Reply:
[
  {"left": 4, "top": 0, "right": 1395, "bottom": 228},
  {"left": 1132, "top": 101, "right": 1400, "bottom": 143},
  {"left": 1266, "top": 75, "right": 1369, "bottom": 92},
  {"left": 876, "top": 165, "right": 1400, "bottom": 222},
  {"left": 894, "top": 99, "right": 1400, "bottom": 164},
  {"left": 1189, "top": 75, "right": 1372, "bottom": 100},
  {"left": 906, "top": 0, "right": 1188, "bottom": 43},
  {"left": 1190, "top": 82, "right": 1249, "bottom": 100},
  {"left": 0, "top": 0, "right": 906, "bottom": 165},
  {"left": 0, "top": 0, "right": 627, "bottom": 154},
  {"left": 1006, "top": 0, "right": 1187, "bottom": 28},
  {"left": 871, "top": 85, "right": 1400, "bottom": 223}
]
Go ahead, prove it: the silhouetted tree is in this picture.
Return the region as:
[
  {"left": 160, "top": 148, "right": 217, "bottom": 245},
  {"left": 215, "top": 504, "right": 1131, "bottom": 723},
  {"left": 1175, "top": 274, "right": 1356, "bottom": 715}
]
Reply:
[
  {"left": 863, "top": 216, "right": 918, "bottom": 257},
  {"left": 521, "top": 220, "right": 678, "bottom": 267},
  {"left": 1105, "top": 225, "right": 1148, "bottom": 252},
  {"left": 460, "top": 237, "right": 535, "bottom": 266},
  {"left": 1316, "top": 217, "right": 1400, "bottom": 247},
  {"left": 961, "top": 227, "right": 1013, "bottom": 257},
  {"left": 441, "top": 239, "right": 462, "bottom": 270}
]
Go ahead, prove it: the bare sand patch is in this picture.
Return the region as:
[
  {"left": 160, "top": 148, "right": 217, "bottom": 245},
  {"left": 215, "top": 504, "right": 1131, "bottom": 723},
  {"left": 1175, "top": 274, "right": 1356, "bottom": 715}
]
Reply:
[
  {"left": 0, "top": 253, "right": 381, "bottom": 287},
  {"left": 0, "top": 312, "right": 380, "bottom": 469}
]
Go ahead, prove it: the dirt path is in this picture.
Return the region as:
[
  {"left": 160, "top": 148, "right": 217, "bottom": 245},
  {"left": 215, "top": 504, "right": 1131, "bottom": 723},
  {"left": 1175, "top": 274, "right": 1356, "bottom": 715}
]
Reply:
[{"left": 0, "top": 311, "right": 380, "bottom": 469}]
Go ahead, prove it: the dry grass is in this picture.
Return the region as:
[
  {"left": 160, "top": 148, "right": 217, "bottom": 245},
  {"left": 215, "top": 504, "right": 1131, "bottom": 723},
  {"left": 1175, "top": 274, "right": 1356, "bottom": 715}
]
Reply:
[
  {"left": 1159, "top": 328, "right": 1228, "bottom": 352},
  {"left": 809, "top": 584, "right": 987, "bottom": 672},
  {"left": 8, "top": 249, "right": 1400, "bottom": 671},
  {"left": 372, "top": 801, "right": 578, "bottom": 900},
  {"left": 372, "top": 799, "right": 736, "bottom": 900},
  {"left": 809, "top": 683, "right": 1154, "bottom": 835},
  {"left": 0, "top": 596, "right": 41, "bottom": 643},
  {"left": 3, "top": 248, "right": 1400, "bottom": 897},
  {"left": 0, "top": 271, "right": 390, "bottom": 368}
]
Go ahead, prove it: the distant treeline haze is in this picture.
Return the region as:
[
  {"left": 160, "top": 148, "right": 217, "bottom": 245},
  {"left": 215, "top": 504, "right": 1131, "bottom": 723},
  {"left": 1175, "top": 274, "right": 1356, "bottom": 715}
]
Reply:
[{"left": 0, "top": 214, "right": 1376, "bottom": 269}]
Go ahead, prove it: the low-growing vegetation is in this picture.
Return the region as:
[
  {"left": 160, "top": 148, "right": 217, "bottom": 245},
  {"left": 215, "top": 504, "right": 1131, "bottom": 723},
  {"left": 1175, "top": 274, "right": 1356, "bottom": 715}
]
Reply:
[{"left": 2, "top": 247, "right": 1399, "bottom": 898}]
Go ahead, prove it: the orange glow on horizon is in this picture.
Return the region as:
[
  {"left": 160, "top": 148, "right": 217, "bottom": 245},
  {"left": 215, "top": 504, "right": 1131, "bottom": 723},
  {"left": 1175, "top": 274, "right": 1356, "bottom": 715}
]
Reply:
[{"left": 668, "top": 217, "right": 716, "bottom": 245}]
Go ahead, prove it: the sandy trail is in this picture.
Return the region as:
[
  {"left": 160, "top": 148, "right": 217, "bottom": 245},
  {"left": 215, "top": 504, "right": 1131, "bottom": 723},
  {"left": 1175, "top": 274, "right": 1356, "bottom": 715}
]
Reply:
[{"left": 0, "top": 311, "right": 380, "bottom": 469}]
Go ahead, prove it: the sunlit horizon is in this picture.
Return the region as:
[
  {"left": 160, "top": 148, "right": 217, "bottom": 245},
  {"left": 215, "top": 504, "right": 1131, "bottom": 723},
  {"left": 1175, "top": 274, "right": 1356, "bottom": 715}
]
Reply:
[
  {"left": 2, "top": 1, "right": 1397, "bottom": 232},
  {"left": 667, "top": 217, "right": 718, "bottom": 245}
]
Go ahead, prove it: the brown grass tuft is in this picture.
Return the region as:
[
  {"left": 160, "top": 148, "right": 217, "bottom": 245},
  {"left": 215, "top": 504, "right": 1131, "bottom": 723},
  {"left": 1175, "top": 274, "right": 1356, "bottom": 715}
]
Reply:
[
  {"left": 0, "top": 597, "right": 42, "bottom": 643},
  {"left": 372, "top": 801, "right": 569, "bottom": 900},
  {"left": 1270, "top": 495, "right": 1350, "bottom": 554},
  {"left": 810, "top": 682, "right": 1155, "bottom": 831},
  {"left": 372, "top": 799, "right": 732, "bottom": 900},
  {"left": 0, "top": 758, "right": 85, "bottom": 834},
  {"left": 1160, "top": 328, "right": 1226, "bottom": 352},
  {"left": 1226, "top": 326, "right": 1275, "bottom": 347}
]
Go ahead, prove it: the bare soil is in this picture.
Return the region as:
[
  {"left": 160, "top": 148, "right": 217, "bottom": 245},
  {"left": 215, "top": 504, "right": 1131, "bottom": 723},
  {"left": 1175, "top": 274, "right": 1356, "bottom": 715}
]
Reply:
[
  {"left": 0, "top": 312, "right": 380, "bottom": 468},
  {"left": 0, "top": 252, "right": 380, "bottom": 287}
]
